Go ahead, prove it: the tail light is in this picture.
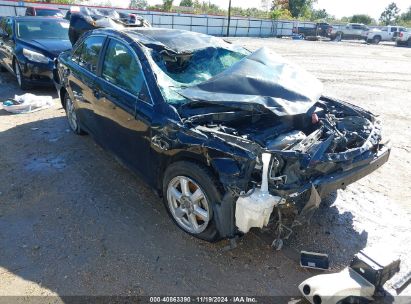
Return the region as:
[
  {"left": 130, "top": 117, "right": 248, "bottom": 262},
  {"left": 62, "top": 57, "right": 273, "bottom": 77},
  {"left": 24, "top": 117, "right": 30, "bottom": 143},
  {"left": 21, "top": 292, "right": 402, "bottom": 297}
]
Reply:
[
  {"left": 399, "top": 32, "right": 403, "bottom": 38},
  {"left": 328, "top": 27, "right": 332, "bottom": 33}
]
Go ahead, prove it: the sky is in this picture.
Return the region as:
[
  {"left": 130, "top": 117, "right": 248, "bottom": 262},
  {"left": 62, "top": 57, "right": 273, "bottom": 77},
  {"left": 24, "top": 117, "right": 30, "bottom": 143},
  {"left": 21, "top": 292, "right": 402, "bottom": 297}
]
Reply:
[{"left": 111, "top": 0, "right": 411, "bottom": 19}]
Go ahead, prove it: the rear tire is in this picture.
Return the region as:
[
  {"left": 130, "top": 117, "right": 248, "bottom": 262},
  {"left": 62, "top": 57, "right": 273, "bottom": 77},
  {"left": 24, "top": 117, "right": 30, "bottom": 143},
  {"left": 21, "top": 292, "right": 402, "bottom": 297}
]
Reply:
[
  {"left": 372, "top": 36, "right": 381, "bottom": 44},
  {"left": 162, "top": 161, "right": 224, "bottom": 242},
  {"left": 408, "top": 38, "right": 411, "bottom": 47},
  {"left": 64, "top": 92, "right": 85, "bottom": 135}
]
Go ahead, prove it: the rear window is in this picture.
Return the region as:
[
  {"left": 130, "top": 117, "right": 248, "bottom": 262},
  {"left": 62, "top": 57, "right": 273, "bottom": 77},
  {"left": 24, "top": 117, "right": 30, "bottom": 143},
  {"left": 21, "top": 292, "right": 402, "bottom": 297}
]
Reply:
[{"left": 36, "top": 9, "right": 63, "bottom": 17}]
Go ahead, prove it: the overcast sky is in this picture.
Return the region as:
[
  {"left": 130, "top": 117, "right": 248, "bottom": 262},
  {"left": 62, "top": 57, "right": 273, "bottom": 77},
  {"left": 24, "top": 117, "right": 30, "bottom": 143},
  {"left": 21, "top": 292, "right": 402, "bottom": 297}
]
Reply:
[{"left": 112, "top": 0, "right": 410, "bottom": 19}]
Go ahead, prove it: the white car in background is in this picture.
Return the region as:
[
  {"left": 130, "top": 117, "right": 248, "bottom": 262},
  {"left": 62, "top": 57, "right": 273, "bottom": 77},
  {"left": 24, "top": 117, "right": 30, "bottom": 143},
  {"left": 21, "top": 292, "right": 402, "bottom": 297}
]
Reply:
[
  {"left": 366, "top": 26, "right": 407, "bottom": 44},
  {"left": 329, "top": 23, "right": 369, "bottom": 41},
  {"left": 396, "top": 29, "right": 411, "bottom": 47}
]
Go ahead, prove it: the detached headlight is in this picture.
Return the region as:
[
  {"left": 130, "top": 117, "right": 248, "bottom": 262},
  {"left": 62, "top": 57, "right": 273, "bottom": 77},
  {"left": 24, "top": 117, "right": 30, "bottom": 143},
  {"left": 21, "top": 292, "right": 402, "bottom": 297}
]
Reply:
[{"left": 23, "top": 48, "right": 49, "bottom": 64}]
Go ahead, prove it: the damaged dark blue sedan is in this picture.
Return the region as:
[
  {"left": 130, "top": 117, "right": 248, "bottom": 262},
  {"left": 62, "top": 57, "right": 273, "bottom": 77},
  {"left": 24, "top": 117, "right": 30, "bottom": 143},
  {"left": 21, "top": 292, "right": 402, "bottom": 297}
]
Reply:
[{"left": 55, "top": 28, "right": 390, "bottom": 244}]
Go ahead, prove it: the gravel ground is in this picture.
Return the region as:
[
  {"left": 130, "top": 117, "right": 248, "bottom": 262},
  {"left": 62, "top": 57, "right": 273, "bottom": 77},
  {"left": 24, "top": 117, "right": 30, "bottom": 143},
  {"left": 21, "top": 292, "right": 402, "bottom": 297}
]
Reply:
[{"left": 0, "top": 38, "right": 410, "bottom": 302}]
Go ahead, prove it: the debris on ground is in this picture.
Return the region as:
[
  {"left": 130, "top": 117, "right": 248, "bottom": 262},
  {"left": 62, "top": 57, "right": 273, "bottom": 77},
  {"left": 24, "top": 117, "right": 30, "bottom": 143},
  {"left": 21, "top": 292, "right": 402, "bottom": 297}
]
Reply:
[
  {"left": 1, "top": 94, "right": 53, "bottom": 114},
  {"left": 300, "top": 251, "right": 329, "bottom": 270},
  {"left": 299, "top": 247, "right": 401, "bottom": 304}
]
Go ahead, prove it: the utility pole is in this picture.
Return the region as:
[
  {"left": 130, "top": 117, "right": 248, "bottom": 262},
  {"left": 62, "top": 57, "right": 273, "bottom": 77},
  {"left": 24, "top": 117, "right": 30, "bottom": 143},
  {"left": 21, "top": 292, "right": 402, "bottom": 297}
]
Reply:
[{"left": 227, "top": 0, "right": 232, "bottom": 37}]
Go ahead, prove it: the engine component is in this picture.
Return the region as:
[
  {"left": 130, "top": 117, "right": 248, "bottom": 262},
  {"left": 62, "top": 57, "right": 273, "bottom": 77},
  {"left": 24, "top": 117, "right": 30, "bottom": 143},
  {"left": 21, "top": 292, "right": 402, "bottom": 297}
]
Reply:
[{"left": 266, "top": 130, "right": 307, "bottom": 150}]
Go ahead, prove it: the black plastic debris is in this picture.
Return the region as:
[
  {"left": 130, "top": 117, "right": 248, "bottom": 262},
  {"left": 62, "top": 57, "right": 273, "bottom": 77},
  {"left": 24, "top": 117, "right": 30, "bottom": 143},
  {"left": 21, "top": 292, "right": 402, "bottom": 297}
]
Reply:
[
  {"left": 350, "top": 250, "right": 401, "bottom": 291},
  {"left": 300, "top": 251, "right": 329, "bottom": 270}
]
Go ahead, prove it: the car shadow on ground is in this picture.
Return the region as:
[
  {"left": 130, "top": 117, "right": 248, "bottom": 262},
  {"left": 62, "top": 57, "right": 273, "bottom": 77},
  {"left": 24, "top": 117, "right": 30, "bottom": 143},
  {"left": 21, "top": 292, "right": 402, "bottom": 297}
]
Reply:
[{"left": 0, "top": 116, "right": 368, "bottom": 299}]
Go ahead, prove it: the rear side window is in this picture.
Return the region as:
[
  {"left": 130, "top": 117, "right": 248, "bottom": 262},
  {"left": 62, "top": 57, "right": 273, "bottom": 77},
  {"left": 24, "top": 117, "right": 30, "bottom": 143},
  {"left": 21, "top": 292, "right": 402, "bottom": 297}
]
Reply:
[
  {"left": 77, "top": 36, "right": 105, "bottom": 74},
  {"left": 102, "top": 39, "right": 150, "bottom": 102},
  {"left": 4, "top": 18, "right": 13, "bottom": 36}
]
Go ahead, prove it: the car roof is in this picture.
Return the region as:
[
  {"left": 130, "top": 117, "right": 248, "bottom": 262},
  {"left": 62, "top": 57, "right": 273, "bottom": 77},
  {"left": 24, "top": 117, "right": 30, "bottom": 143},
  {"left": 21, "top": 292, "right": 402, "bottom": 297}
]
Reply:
[
  {"left": 12, "top": 16, "right": 68, "bottom": 21},
  {"left": 95, "top": 27, "right": 231, "bottom": 54}
]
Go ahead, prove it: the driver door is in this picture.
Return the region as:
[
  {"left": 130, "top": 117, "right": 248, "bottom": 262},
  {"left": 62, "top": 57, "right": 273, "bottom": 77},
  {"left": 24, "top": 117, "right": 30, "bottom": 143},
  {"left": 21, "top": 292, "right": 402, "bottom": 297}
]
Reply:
[{"left": 92, "top": 38, "right": 154, "bottom": 177}]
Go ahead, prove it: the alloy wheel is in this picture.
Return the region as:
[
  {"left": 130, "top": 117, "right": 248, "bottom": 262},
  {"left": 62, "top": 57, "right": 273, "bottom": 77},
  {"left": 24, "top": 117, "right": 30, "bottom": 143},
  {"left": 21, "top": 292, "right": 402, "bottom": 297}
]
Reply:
[
  {"left": 166, "top": 176, "right": 210, "bottom": 234},
  {"left": 65, "top": 95, "right": 78, "bottom": 132}
]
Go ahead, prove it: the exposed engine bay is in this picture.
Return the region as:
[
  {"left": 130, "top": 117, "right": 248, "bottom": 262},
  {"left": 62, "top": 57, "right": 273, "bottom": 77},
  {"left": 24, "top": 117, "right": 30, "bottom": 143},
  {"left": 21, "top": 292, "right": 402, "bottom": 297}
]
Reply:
[
  {"left": 181, "top": 95, "right": 385, "bottom": 246},
  {"left": 185, "top": 96, "right": 380, "bottom": 190}
]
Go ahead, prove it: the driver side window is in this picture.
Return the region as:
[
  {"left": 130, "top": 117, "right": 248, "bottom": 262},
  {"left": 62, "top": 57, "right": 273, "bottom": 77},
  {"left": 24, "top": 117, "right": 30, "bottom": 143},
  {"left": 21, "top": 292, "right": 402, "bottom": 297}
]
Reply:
[{"left": 102, "top": 39, "right": 150, "bottom": 103}]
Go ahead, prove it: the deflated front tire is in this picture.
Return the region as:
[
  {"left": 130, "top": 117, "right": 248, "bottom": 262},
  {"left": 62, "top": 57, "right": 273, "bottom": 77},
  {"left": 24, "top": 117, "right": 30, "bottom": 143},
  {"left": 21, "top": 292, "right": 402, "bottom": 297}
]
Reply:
[{"left": 162, "top": 161, "right": 224, "bottom": 242}]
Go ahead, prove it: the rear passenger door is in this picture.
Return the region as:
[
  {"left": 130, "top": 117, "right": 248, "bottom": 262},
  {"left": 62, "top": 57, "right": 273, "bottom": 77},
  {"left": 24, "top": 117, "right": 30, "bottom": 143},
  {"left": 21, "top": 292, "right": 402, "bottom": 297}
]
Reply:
[
  {"left": 93, "top": 38, "right": 153, "bottom": 176},
  {"left": 66, "top": 35, "right": 105, "bottom": 135}
]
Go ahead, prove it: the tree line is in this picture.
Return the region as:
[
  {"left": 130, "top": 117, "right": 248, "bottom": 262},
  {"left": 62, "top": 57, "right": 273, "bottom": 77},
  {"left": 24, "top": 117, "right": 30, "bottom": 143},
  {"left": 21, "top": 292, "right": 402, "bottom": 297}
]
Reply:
[{"left": 35, "top": 0, "right": 411, "bottom": 26}]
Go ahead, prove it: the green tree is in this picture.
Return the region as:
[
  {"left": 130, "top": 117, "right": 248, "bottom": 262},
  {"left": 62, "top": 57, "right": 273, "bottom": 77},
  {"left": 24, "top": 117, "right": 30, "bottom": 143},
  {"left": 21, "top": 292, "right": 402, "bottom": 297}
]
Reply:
[
  {"left": 129, "top": 0, "right": 148, "bottom": 9},
  {"left": 350, "top": 14, "right": 373, "bottom": 25},
  {"left": 310, "top": 8, "right": 328, "bottom": 20},
  {"left": 271, "top": 8, "right": 293, "bottom": 20},
  {"left": 379, "top": 2, "right": 400, "bottom": 25},
  {"left": 163, "top": 0, "right": 174, "bottom": 12},
  {"left": 179, "top": 0, "right": 193, "bottom": 7},
  {"left": 400, "top": 6, "right": 411, "bottom": 21},
  {"left": 271, "top": 0, "right": 316, "bottom": 18}
]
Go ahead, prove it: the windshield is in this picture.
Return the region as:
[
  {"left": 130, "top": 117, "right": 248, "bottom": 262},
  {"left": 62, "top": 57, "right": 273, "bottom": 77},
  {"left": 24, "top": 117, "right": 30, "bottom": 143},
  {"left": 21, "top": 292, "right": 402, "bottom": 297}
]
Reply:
[
  {"left": 148, "top": 46, "right": 250, "bottom": 105},
  {"left": 36, "top": 9, "right": 63, "bottom": 17},
  {"left": 17, "top": 20, "right": 69, "bottom": 40}
]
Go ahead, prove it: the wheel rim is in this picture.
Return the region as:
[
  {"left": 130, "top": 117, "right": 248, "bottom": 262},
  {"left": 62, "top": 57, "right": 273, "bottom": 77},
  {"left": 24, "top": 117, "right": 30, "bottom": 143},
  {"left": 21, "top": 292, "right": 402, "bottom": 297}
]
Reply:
[
  {"left": 167, "top": 176, "right": 210, "bottom": 234},
  {"left": 15, "top": 61, "right": 22, "bottom": 87},
  {"left": 65, "top": 95, "right": 78, "bottom": 131}
]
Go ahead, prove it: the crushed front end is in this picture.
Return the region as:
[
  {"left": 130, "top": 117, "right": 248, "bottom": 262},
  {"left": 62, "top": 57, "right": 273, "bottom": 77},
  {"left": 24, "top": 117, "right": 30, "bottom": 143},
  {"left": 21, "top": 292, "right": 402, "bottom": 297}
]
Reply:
[{"left": 187, "top": 96, "right": 390, "bottom": 244}]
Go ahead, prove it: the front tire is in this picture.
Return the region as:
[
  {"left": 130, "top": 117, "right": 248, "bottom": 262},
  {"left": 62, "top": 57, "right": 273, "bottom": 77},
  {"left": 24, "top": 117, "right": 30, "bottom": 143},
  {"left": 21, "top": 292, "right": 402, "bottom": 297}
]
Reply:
[
  {"left": 64, "top": 93, "right": 85, "bottom": 135},
  {"left": 14, "top": 60, "right": 29, "bottom": 90},
  {"left": 162, "top": 161, "right": 224, "bottom": 242}
]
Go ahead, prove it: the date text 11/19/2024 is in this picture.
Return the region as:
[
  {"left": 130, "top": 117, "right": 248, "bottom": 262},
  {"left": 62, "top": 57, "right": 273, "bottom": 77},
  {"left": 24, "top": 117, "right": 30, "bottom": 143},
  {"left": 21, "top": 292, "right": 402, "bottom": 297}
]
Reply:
[{"left": 149, "top": 297, "right": 258, "bottom": 303}]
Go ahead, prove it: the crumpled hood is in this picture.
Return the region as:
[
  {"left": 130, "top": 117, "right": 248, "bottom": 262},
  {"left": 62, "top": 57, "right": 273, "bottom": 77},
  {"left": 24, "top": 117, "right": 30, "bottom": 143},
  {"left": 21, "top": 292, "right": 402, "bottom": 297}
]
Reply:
[
  {"left": 25, "top": 39, "right": 72, "bottom": 58},
  {"left": 178, "top": 47, "right": 323, "bottom": 116}
]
